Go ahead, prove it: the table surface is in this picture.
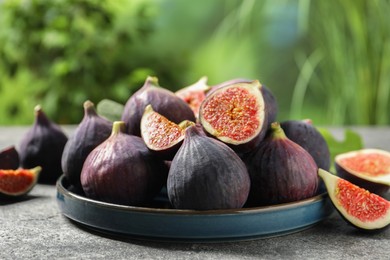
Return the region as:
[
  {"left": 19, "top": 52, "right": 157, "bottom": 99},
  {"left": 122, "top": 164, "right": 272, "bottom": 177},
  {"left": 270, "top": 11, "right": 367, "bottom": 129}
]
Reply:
[{"left": 1, "top": 125, "right": 389, "bottom": 260}]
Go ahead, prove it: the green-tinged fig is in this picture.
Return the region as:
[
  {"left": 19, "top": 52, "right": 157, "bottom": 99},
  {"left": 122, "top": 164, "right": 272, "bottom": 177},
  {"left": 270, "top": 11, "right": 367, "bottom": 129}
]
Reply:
[
  {"left": 0, "top": 146, "right": 19, "bottom": 170},
  {"left": 281, "top": 119, "right": 330, "bottom": 171},
  {"left": 140, "top": 104, "right": 195, "bottom": 160},
  {"left": 335, "top": 149, "right": 390, "bottom": 195},
  {"left": 319, "top": 169, "right": 390, "bottom": 231},
  {"left": 80, "top": 121, "right": 168, "bottom": 206},
  {"left": 18, "top": 105, "right": 68, "bottom": 184},
  {"left": 167, "top": 124, "right": 250, "bottom": 210},
  {"left": 175, "top": 76, "right": 210, "bottom": 119},
  {"left": 61, "top": 100, "right": 113, "bottom": 188},
  {"left": 210, "top": 78, "right": 278, "bottom": 124},
  {"left": 244, "top": 122, "right": 319, "bottom": 206},
  {"left": 121, "top": 76, "right": 196, "bottom": 136},
  {"left": 0, "top": 166, "right": 41, "bottom": 199},
  {"left": 199, "top": 80, "right": 269, "bottom": 153}
]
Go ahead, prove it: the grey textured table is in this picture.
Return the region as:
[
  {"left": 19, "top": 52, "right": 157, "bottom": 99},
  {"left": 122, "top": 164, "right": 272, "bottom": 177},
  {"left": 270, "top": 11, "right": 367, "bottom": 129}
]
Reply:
[{"left": 1, "top": 126, "right": 389, "bottom": 260}]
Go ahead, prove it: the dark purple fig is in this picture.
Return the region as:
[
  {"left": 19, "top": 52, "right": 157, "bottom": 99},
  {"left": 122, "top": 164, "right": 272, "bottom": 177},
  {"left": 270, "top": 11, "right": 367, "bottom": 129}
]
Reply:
[
  {"left": 210, "top": 78, "right": 278, "bottom": 124},
  {"left": 167, "top": 124, "right": 250, "bottom": 210},
  {"left": 280, "top": 119, "right": 330, "bottom": 171},
  {"left": 18, "top": 105, "right": 68, "bottom": 184},
  {"left": 80, "top": 121, "right": 168, "bottom": 206},
  {"left": 140, "top": 104, "right": 195, "bottom": 160},
  {"left": 244, "top": 122, "right": 319, "bottom": 206},
  {"left": 199, "top": 80, "right": 269, "bottom": 153},
  {"left": 121, "top": 76, "right": 196, "bottom": 136},
  {"left": 0, "top": 146, "right": 19, "bottom": 170},
  {"left": 61, "top": 100, "right": 113, "bottom": 188}
]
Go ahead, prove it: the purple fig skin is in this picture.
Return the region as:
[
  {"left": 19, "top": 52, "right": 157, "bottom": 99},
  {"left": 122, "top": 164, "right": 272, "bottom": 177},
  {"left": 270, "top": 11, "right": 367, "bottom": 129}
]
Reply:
[
  {"left": 0, "top": 146, "right": 20, "bottom": 170},
  {"left": 280, "top": 119, "right": 330, "bottom": 171},
  {"left": 210, "top": 78, "right": 278, "bottom": 124},
  {"left": 61, "top": 100, "right": 113, "bottom": 188},
  {"left": 167, "top": 124, "right": 251, "bottom": 210},
  {"left": 121, "top": 76, "right": 196, "bottom": 136},
  {"left": 18, "top": 105, "right": 68, "bottom": 184},
  {"left": 244, "top": 122, "right": 319, "bottom": 206},
  {"left": 80, "top": 121, "right": 168, "bottom": 206}
]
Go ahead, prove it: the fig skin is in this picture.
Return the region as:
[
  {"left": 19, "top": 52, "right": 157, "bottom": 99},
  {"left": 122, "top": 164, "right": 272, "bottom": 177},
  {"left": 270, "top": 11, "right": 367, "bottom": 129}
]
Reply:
[
  {"left": 18, "top": 105, "right": 68, "bottom": 184},
  {"left": 199, "top": 80, "right": 269, "bottom": 153},
  {"left": 210, "top": 78, "right": 278, "bottom": 124},
  {"left": 121, "top": 76, "right": 196, "bottom": 136},
  {"left": 244, "top": 122, "right": 319, "bottom": 206},
  {"left": 167, "top": 124, "right": 251, "bottom": 210},
  {"left": 80, "top": 121, "right": 168, "bottom": 206},
  {"left": 0, "top": 146, "right": 20, "bottom": 170},
  {"left": 61, "top": 100, "right": 113, "bottom": 188},
  {"left": 280, "top": 119, "right": 330, "bottom": 171}
]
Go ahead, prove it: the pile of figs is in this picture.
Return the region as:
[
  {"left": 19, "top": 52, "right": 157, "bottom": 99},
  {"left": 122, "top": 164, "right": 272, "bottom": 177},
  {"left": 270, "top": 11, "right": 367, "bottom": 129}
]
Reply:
[
  {"left": 11, "top": 74, "right": 390, "bottom": 230},
  {"left": 58, "top": 76, "right": 332, "bottom": 210}
]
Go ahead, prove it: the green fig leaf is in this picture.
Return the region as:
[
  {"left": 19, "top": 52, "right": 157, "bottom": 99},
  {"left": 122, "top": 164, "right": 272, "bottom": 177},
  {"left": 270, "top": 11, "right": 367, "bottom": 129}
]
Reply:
[
  {"left": 316, "top": 127, "right": 364, "bottom": 173},
  {"left": 96, "top": 99, "right": 124, "bottom": 122}
]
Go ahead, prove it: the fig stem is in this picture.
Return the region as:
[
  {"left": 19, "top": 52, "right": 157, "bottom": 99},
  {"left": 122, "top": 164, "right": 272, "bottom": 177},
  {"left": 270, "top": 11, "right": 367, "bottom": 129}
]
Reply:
[
  {"left": 83, "top": 100, "right": 98, "bottom": 116},
  {"left": 111, "top": 121, "right": 126, "bottom": 136},
  {"left": 270, "top": 122, "right": 287, "bottom": 139}
]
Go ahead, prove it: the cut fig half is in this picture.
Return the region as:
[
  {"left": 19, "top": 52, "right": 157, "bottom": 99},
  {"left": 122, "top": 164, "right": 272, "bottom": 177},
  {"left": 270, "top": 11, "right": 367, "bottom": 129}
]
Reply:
[
  {"left": 199, "top": 80, "right": 268, "bottom": 152},
  {"left": 141, "top": 105, "right": 195, "bottom": 160},
  {"left": 335, "top": 149, "right": 390, "bottom": 195},
  {"left": 175, "top": 76, "right": 210, "bottom": 119},
  {"left": 0, "top": 166, "right": 41, "bottom": 198},
  {"left": 319, "top": 168, "right": 390, "bottom": 230}
]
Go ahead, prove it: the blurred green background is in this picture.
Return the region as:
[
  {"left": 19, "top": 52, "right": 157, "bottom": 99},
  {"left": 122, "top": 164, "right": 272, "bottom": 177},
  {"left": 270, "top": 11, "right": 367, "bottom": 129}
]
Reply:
[{"left": 1, "top": 0, "right": 390, "bottom": 126}]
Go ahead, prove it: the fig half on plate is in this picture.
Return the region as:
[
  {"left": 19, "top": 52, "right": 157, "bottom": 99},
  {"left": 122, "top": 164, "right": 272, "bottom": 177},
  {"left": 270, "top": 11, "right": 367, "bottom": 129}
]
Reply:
[
  {"left": 319, "top": 168, "right": 390, "bottom": 231},
  {"left": 335, "top": 149, "right": 390, "bottom": 195},
  {"left": 141, "top": 104, "right": 195, "bottom": 160}
]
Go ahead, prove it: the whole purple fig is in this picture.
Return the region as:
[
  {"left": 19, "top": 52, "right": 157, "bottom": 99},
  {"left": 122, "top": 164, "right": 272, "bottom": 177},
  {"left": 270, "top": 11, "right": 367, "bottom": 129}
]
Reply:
[
  {"left": 80, "top": 121, "right": 168, "bottom": 206},
  {"left": 121, "top": 76, "right": 196, "bottom": 136},
  {"left": 244, "top": 122, "right": 319, "bottom": 206},
  {"left": 167, "top": 124, "right": 250, "bottom": 210},
  {"left": 280, "top": 119, "right": 330, "bottom": 171},
  {"left": 18, "top": 105, "right": 68, "bottom": 184},
  {"left": 61, "top": 100, "right": 113, "bottom": 188}
]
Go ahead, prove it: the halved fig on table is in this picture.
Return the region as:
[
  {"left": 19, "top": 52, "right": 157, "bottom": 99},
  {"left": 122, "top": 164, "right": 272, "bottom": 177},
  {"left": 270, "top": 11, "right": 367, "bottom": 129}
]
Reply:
[
  {"left": 141, "top": 105, "right": 195, "bottom": 160},
  {"left": 335, "top": 149, "right": 390, "bottom": 195},
  {"left": 198, "top": 80, "right": 270, "bottom": 153},
  {"left": 0, "top": 166, "right": 41, "bottom": 199},
  {"left": 319, "top": 169, "right": 390, "bottom": 231}
]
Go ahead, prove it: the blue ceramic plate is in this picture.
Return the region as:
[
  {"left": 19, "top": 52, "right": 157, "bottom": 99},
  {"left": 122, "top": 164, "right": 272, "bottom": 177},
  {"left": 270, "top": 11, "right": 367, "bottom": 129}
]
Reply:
[{"left": 56, "top": 175, "right": 334, "bottom": 242}]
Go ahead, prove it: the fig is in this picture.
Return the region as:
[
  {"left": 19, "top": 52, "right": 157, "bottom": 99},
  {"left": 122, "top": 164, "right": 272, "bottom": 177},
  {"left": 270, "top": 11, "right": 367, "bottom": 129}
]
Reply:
[
  {"left": 335, "top": 149, "right": 390, "bottom": 195},
  {"left": 0, "top": 146, "right": 20, "bottom": 170},
  {"left": 210, "top": 78, "right": 278, "bottom": 124},
  {"left": 0, "top": 166, "right": 41, "bottom": 198},
  {"left": 18, "top": 105, "right": 68, "bottom": 184},
  {"left": 140, "top": 104, "right": 195, "bottom": 160},
  {"left": 175, "top": 76, "right": 210, "bottom": 119},
  {"left": 280, "top": 119, "right": 331, "bottom": 171},
  {"left": 198, "top": 80, "right": 269, "bottom": 152},
  {"left": 244, "top": 122, "right": 319, "bottom": 206},
  {"left": 167, "top": 124, "right": 250, "bottom": 210},
  {"left": 319, "top": 169, "right": 390, "bottom": 230},
  {"left": 121, "top": 76, "right": 196, "bottom": 136},
  {"left": 80, "top": 121, "right": 168, "bottom": 206},
  {"left": 61, "top": 100, "right": 113, "bottom": 188}
]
